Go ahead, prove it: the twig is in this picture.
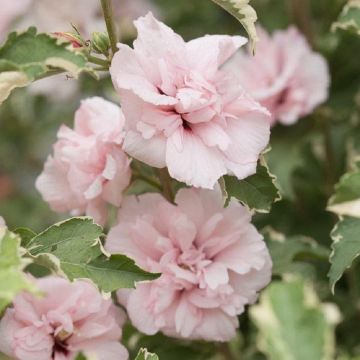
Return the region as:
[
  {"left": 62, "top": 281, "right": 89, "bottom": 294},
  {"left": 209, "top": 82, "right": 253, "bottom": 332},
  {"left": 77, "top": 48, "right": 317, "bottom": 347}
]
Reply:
[
  {"left": 87, "top": 54, "right": 110, "bottom": 68},
  {"left": 157, "top": 168, "right": 174, "bottom": 203},
  {"left": 289, "top": 0, "right": 314, "bottom": 46},
  {"left": 317, "top": 111, "right": 336, "bottom": 197},
  {"left": 100, "top": 0, "right": 118, "bottom": 57},
  {"left": 132, "top": 172, "right": 163, "bottom": 192},
  {"left": 346, "top": 266, "right": 360, "bottom": 323},
  {"left": 218, "top": 343, "right": 238, "bottom": 360}
]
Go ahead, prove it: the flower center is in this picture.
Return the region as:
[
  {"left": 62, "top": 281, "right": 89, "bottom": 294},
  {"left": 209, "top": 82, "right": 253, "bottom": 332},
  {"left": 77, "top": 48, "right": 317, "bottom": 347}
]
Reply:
[
  {"left": 181, "top": 117, "right": 191, "bottom": 130},
  {"left": 52, "top": 329, "right": 71, "bottom": 358},
  {"left": 177, "top": 247, "right": 208, "bottom": 272}
]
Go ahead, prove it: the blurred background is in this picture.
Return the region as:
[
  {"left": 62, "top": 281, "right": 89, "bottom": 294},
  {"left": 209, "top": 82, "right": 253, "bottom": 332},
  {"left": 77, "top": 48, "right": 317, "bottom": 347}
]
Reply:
[{"left": 1, "top": 0, "right": 360, "bottom": 358}]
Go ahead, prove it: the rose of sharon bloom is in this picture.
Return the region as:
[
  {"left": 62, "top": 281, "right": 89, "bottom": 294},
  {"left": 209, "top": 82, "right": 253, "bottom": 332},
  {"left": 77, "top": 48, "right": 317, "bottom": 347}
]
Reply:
[
  {"left": 36, "top": 97, "right": 131, "bottom": 225},
  {"left": 106, "top": 187, "right": 272, "bottom": 341},
  {"left": 18, "top": 0, "right": 102, "bottom": 37},
  {"left": 0, "top": 276, "right": 128, "bottom": 360},
  {"left": 225, "top": 27, "right": 330, "bottom": 126},
  {"left": 110, "top": 13, "right": 271, "bottom": 189},
  {"left": 0, "top": 0, "right": 31, "bottom": 40}
]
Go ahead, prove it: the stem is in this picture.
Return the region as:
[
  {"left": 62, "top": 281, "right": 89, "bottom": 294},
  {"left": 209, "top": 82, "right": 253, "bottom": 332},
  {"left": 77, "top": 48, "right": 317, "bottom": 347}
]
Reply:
[
  {"left": 100, "top": 0, "right": 118, "bottom": 57},
  {"left": 218, "top": 343, "right": 238, "bottom": 360},
  {"left": 157, "top": 168, "right": 174, "bottom": 203},
  {"left": 92, "top": 66, "right": 110, "bottom": 72},
  {"left": 317, "top": 112, "right": 336, "bottom": 197},
  {"left": 132, "top": 172, "right": 163, "bottom": 191},
  {"left": 289, "top": 0, "right": 314, "bottom": 46},
  {"left": 87, "top": 54, "right": 110, "bottom": 68},
  {"left": 347, "top": 268, "right": 359, "bottom": 304},
  {"left": 346, "top": 266, "right": 360, "bottom": 321}
]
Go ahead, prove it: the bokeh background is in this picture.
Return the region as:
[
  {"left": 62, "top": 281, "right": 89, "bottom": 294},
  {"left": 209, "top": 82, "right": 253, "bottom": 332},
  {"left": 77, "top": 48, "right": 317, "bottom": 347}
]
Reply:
[{"left": 1, "top": 0, "right": 360, "bottom": 358}]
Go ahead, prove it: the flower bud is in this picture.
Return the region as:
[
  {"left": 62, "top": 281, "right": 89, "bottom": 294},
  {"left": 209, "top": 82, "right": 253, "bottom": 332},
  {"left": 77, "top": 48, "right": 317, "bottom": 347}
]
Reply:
[{"left": 91, "top": 32, "right": 110, "bottom": 55}]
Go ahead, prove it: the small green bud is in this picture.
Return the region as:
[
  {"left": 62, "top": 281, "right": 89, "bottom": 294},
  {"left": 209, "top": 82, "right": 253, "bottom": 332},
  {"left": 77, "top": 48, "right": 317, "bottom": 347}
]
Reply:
[{"left": 91, "top": 32, "right": 111, "bottom": 55}]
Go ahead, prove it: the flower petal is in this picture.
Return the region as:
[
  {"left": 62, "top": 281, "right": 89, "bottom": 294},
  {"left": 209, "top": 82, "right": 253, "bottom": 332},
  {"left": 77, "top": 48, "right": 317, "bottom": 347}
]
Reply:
[
  {"left": 166, "top": 129, "right": 227, "bottom": 188},
  {"left": 124, "top": 130, "right": 166, "bottom": 168}
]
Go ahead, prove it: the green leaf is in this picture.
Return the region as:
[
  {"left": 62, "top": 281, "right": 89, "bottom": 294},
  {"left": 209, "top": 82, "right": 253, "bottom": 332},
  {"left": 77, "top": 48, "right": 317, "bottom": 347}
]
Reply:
[
  {"left": 327, "top": 168, "right": 360, "bottom": 218},
  {"left": 74, "top": 353, "right": 87, "bottom": 360},
  {"left": 328, "top": 216, "right": 360, "bottom": 293},
  {"left": 332, "top": 0, "right": 360, "bottom": 36},
  {"left": 0, "top": 227, "right": 38, "bottom": 312},
  {"left": 211, "top": 0, "right": 258, "bottom": 53},
  {"left": 0, "top": 71, "right": 30, "bottom": 105},
  {"left": 224, "top": 161, "right": 281, "bottom": 213},
  {"left": 27, "top": 217, "right": 103, "bottom": 260},
  {"left": 250, "top": 279, "right": 339, "bottom": 360},
  {"left": 61, "top": 254, "right": 160, "bottom": 293},
  {"left": 265, "top": 138, "right": 305, "bottom": 199},
  {"left": 0, "top": 27, "right": 93, "bottom": 104},
  {"left": 14, "top": 227, "right": 37, "bottom": 248},
  {"left": 26, "top": 217, "right": 160, "bottom": 292},
  {"left": 135, "top": 348, "right": 160, "bottom": 360},
  {"left": 264, "top": 229, "right": 329, "bottom": 277}
]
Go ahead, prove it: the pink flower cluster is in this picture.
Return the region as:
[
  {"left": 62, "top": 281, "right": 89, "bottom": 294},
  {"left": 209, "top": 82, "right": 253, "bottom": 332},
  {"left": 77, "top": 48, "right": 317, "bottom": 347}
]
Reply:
[
  {"left": 0, "top": 276, "right": 128, "bottom": 360},
  {"left": 226, "top": 27, "right": 329, "bottom": 125},
  {"left": 36, "top": 97, "right": 131, "bottom": 225},
  {"left": 25, "top": 12, "right": 331, "bottom": 349},
  {"left": 106, "top": 187, "right": 272, "bottom": 341},
  {"left": 110, "top": 13, "right": 271, "bottom": 189}
]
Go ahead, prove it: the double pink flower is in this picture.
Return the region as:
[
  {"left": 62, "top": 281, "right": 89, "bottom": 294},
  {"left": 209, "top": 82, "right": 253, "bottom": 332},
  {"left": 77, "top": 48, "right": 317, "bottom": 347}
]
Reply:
[
  {"left": 0, "top": 277, "right": 128, "bottom": 360},
  {"left": 110, "top": 13, "right": 271, "bottom": 189},
  {"left": 226, "top": 27, "right": 330, "bottom": 125},
  {"left": 106, "top": 187, "right": 272, "bottom": 341},
  {"left": 36, "top": 97, "right": 131, "bottom": 225}
]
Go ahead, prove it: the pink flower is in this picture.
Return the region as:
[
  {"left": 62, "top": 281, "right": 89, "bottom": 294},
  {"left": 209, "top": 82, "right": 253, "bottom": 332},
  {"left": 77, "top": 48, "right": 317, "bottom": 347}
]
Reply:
[
  {"left": 0, "top": 0, "right": 31, "bottom": 39},
  {"left": 0, "top": 276, "right": 128, "bottom": 360},
  {"left": 36, "top": 97, "right": 131, "bottom": 225},
  {"left": 18, "top": 0, "right": 103, "bottom": 37},
  {"left": 106, "top": 187, "right": 272, "bottom": 341},
  {"left": 0, "top": 216, "right": 5, "bottom": 227},
  {"left": 225, "top": 27, "right": 330, "bottom": 125},
  {"left": 116, "top": 0, "right": 161, "bottom": 24},
  {"left": 110, "top": 13, "right": 270, "bottom": 189}
]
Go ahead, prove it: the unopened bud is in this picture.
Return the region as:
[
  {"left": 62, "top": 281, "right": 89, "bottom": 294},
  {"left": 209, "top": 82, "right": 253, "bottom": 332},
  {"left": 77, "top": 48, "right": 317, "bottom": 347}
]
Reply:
[{"left": 91, "top": 32, "right": 110, "bottom": 55}]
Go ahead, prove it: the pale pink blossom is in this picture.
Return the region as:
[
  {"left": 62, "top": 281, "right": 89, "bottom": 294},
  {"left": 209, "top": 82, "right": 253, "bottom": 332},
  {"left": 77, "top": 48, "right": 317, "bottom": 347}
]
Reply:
[
  {"left": 106, "top": 187, "right": 272, "bottom": 341},
  {"left": 226, "top": 27, "right": 330, "bottom": 125},
  {"left": 117, "top": 0, "right": 161, "bottom": 37},
  {"left": 0, "top": 276, "right": 128, "bottom": 360},
  {"left": 0, "top": 0, "right": 31, "bottom": 40},
  {"left": 36, "top": 97, "right": 131, "bottom": 225},
  {"left": 18, "top": 0, "right": 102, "bottom": 37},
  {"left": 119, "top": 0, "right": 160, "bottom": 22},
  {"left": 0, "top": 216, "right": 5, "bottom": 227},
  {"left": 110, "top": 13, "right": 271, "bottom": 189}
]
